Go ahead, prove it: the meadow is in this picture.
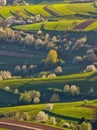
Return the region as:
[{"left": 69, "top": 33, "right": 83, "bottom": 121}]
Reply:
[
  {"left": 0, "top": 100, "right": 96, "bottom": 123},
  {"left": 0, "top": 71, "right": 97, "bottom": 106},
  {"left": 1, "top": 3, "right": 97, "bottom": 31}
]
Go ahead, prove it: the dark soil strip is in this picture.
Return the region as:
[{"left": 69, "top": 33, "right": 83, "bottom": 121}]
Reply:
[
  {"left": 0, "top": 119, "right": 62, "bottom": 130},
  {"left": 74, "top": 19, "right": 96, "bottom": 30},
  {"left": 82, "top": 105, "right": 97, "bottom": 109},
  {"left": 0, "top": 50, "right": 34, "bottom": 58},
  {"left": 43, "top": 6, "right": 60, "bottom": 17}
]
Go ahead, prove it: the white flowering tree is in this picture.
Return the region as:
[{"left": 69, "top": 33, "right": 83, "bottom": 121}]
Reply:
[
  {"left": 36, "top": 111, "right": 48, "bottom": 122},
  {"left": 45, "top": 104, "right": 54, "bottom": 111}
]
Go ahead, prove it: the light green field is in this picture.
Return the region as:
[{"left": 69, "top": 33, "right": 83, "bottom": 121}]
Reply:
[
  {"left": 48, "top": 4, "right": 75, "bottom": 16},
  {"left": 0, "top": 3, "right": 97, "bottom": 31},
  {"left": 13, "top": 20, "right": 85, "bottom": 31},
  {"left": 25, "top": 5, "right": 51, "bottom": 16},
  {"left": 44, "top": 20, "right": 85, "bottom": 30},
  {"left": 12, "top": 22, "right": 44, "bottom": 31},
  {"left": 66, "top": 3, "right": 97, "bottom": 15},
  {"left": 0, "top": 3, "right": 97, "bottom": 18},
  {"left": 0, "top": 100, "right": 96, "bottom": 123},
  {"left": 0, "top": 71, "right": 96, "bottom": 92}
]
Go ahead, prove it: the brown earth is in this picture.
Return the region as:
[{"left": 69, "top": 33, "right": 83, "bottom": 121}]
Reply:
[
  {"left": 74, "top": 19, "right": 96, "bottom": 30},
  {"left": 0, "top": 119, "right": 62, "bottom": 130}
]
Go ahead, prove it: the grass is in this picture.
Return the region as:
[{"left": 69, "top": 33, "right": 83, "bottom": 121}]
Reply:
[
  {"left": 0, "top": 71, "right": 97, "bottom": 106},
  {"left": 44, "top": 20, "right": 85, "bottom": 31},
  {"left": 0, "top": 100, "right": 97, "bottom": 123},
  {"left": 12, "top": 22, "right": 44, "bottom": 31},
  {"left": 0, "top": 42, "right": 46, "bottom": 71},
  {"left": 0, "top": 71, "right": 96, "bottom": 92},
  {"left": 13, "top": 20, "right": 85, "bottom": 31},
  {"left": 25, "top": 5, "right": 51, "bottom": 16},
  {"left": 47, "top": 4, "right": 75, "bottom": 16},
  {"left": 1, "top": 3, "right": 97, "bottom": 31}
]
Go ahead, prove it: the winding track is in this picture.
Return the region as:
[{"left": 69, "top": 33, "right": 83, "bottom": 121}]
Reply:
[{"left": 0, "top": 119, "right": 62, "bottom": 130}]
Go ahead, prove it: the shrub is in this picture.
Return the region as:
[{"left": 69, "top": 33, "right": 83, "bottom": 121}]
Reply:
[
  {"left": 22, "top": 112, "right": 30, "bottom": 121},
  {"left": 5, "top": 86, "right": 10, "bottom": 91},
  {"left": 45, "top": 104, "right": 54, "bottom": 111},
  {"left": 20, "top": 92, "right": 32, "bottom": 104},
  {"left": 33, "top": 97, "right": 40, "bottom": 103},
  {"left": 63, "top": 84, "right": 70, "bottom": 93},
  {"left": 50, "top": 93, "right": 60, "bottom": 102},
  {"left": 15, "top": 112, "right": 20, "bottom": 120},
  {"left": 55, "top": 66, "right": 62, "bottom": 74},
  {"left": 73, "top": 56, "right": 83, "bottom": 64},
  {"left": 47, "top": 73, "right": 56, "bottom": 78},
  {"left": 84, "top": 65, "right": 97, "bottom": 72},
  {"left": 14, "top": 89, "right": 19, "bottom": 94},
  {"left": 14, "top": 66, "right": 21, "bottom": 74},
  {"left": 70, "top": 85, "right": 78, "bottom": 95},
  {"left": 49, "top": 117, "right": 56, "bottom": 125},
  {"left": 36, "top": 111, "right": 48, "bottom": 123}
]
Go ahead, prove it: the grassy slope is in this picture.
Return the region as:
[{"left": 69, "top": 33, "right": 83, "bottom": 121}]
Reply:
[
  {"left": 0, "top": 42, "right": 47, "bottom": 72},
  {"left": 0, "top": 100, "right": 97, "bottom": 123},
  {"left": 0, "top": 3, "right": 97, "bottom": 31},
  {"left": 0, "top": 71, "right": 96, "bottom": 92},
  {"left": 0, "top": 71, "right": 97, "bottom": 107}
]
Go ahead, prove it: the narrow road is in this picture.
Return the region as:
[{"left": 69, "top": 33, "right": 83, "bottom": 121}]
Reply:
[{"left": 0, "top": 119, "right": 62, "bottom": 130}]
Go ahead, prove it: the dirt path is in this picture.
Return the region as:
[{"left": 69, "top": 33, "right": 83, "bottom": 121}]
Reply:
[
  {"left": 82, "top": 105, "right": 97, "bottom": 109},
  {"left": 0, "top": 119, "right": 62, "bottom": 130},
  {"left": 0, "top": 50, "right": 34, "bottom": 58},
  {"left": 74, "top": 19, "right": 96, "bottom": 30}
]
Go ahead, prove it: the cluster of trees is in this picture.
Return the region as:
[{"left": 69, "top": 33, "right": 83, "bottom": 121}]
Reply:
[
  {"left": 0, "top": 71, "right": 12, "bottom": 80},
  {"left": 19, "top": 90, "right": 41, "bottom": 104},
  {"left": 14, "top": 64, "right": 37, "bottom": 77},
  {"left": 14, "top": 49, "right": 64, "bottom": 77},
  {"left": 63, "top": 84, "right": 80, "bottom": 95}
]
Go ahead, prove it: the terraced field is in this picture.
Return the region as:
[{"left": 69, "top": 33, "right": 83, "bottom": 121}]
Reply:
[
  {"left": 85, "top": 21, "right": 97, "bottom": 31},
  {"left": 0, "top": 71, "right": 97, "bottom": 107},
  {"left": 25, "top": 5, "right": 51, "bottom": 16},
  {"left": 0, "top": 100, "right": 96, "bottom": 123},
  {"left": 13, "top": 20, "right": 85, "bottom": 31},
  {"left": 1, "top": 3, "right": 97, "bottom": 31}
]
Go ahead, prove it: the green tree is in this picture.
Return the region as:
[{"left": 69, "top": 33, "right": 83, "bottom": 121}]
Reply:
[{"left": 20, "top": 92, "right": 31, "bottom": 104}]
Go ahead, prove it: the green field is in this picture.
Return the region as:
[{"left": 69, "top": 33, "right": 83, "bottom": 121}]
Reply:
[
  {"left": 13, "top": 20, "right": 86, "bottom": 31},
  {"left": 0, "top": 100, "right": 96, "bottom": 123},
  {"left": 0, "top": 71, "right": 97, "bottom": 106},
  {"left": 1, "top": 3, "right": 97, "bottom": 31}
]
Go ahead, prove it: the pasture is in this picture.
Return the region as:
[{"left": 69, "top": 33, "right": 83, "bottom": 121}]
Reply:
[
  {"left": 1, "top": 3, "right": 97, "bottom": 31},
  {"left": 0, "top": 100, "right": 96, "bottom": 123}
]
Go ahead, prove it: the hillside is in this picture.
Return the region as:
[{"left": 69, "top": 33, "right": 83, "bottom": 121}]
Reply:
[
  {"left": 0, "top": 1, "right": 97, "bottom": 130},
  {"left": 0, "top": 72, "right": 97, "bottom": 107},
  {"left": 0, "top": 100, "right": 96, "bottom": 124}
]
